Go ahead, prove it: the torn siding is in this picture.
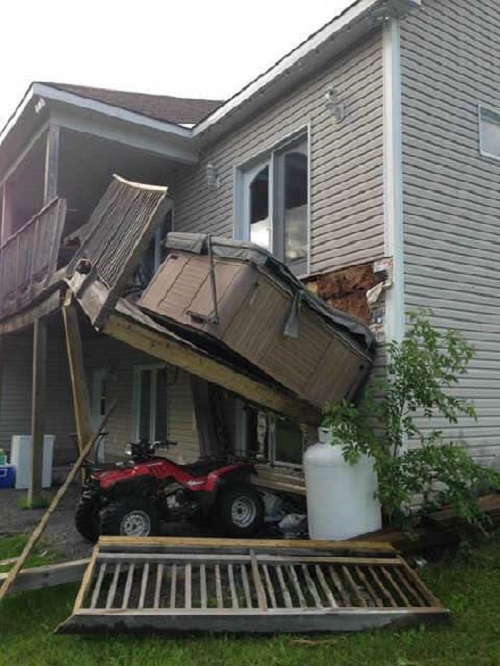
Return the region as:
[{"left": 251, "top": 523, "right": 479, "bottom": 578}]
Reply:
[
  {"left": 401, "top": 0, "right": 500, "bottom": 462},
  {"left": 171, "top": 32, "right": 385, "bottom": 275}
]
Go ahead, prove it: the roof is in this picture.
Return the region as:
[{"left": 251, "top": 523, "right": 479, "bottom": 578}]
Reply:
[{"left": 40, "top": 82, "right": 223, "bottom": 126}]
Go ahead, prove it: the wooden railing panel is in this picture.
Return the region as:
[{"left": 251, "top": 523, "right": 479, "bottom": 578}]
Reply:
[{"left": 0, "top": 198, "right": 67, "bottom": 319}]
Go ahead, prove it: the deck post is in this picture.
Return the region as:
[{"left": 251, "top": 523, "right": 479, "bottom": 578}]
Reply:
[
  {"left": 62, "top": 297, "right": 93, "bottom": 457},
  {"left": 28, "top": 317, "right": 48, "bottom": 506}
]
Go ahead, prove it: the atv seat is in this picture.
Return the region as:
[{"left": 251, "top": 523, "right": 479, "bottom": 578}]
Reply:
[{"left": 181, "top": 459, "right": 229, "bottom": 477}]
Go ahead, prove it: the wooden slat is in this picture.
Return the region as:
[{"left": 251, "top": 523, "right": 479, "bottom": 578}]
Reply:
[
  {"left": 97, "top": 536, "right": 396, "bottom": 555},
  {"left": 342, "top": 565, "right": 366, "bottom": 607},
  {"left": 275, "top": 565, "right": 293, "bottom": 609},
  {"left": 287, "top": 565, "right": 307, "bottom": 608},
  {"left": 381, "top": 566, "right": 410, "bottom": 606},
  {"left": 122, "top": 563, "right": 135, "bottom": 609},
  {"left": 262, "top": 564, "right": 277, "bottom": 609},
  {"left": 228, "top": 564, "right": 239, "bottom": 609},
  {"left": 138, "top": 563, "right": 150, "bottom": 610},
  {"left": 328, "top": 566, "right": 351, "bottom": 606},
  {"left": 170, "top": 564, "right": 177, "bottom": 609},
  {"left": 241, "top": 564, "right": 253, "bottom": 608},
  {"left": 315, "top": 565, "right": 338, "bottom": 607},
  {"left": 397, "top": 556, "right": 443, "bottom": 607},
  {"left": 185, "top": 563, "right": 192, "bottom": 610},
  {"left": 250, "top": 550, "right": 268, "bottom": 611},
  {"left": 215, "top": 564, "right": 224, "bottom": 608},
  {"left": 392, "top": 566, "right": 426, "bottom": 607},
  {"left": 154, "top": 563, "right": 164, "bottom": 609},
  {"left": 368, "top": 566, "right": 397, "bottom": 607},
  {"left": 90, "top": 563, "right": 107, "bottom": 609},
  {"left": 73, "top": 552, "right": 98, "bottom": 613},
  {"left": 355, "top": 565, "right": 382, "bottom": 607},
  {"left": 301, "top": 564, "right": 323, "bottom": 608},
  {"left": 105, "top": 563, "right": 121, "bottom": 609},
  {"left": 200, "top": 564, "right": 207, "bottom": 609}
]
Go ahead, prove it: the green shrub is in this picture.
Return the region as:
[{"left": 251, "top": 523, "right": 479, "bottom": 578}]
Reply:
[{"left": 323, "top": 310, "right": 500, "bottom": 529}]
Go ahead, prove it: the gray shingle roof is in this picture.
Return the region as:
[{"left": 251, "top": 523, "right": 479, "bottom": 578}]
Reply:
[{"left": 41, "top": 82, "right": 223, "bottom": 126}]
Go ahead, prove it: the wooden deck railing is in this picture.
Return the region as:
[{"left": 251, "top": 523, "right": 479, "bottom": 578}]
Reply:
[{"left": 0, "top": 198, "right": 67, "bottom": 320}]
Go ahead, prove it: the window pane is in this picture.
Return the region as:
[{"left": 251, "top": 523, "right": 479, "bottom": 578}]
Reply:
[
  {"left": 481, "top": 110, "right": 500, "bottom": 157},
  {"left": 249, "top": 166, "right": 271, "bottom": 250},
  {"left": 283, "top": 151, "right": 308, "bottom": 263},
  {"left": 274, "top": 419, "right": 303, "bottom": 465}
]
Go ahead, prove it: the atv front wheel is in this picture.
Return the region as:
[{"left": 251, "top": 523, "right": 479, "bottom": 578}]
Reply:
[
  {"left": 217, "top": 484, "right": 264, "bottom": 538},
  {"left": 100, "top": 499, "right": 159, "bottom": 537},
  {"left": 75, "top": 497, "right": 100, "bottom": 543}
]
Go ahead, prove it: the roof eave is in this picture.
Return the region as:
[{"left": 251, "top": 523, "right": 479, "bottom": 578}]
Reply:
[{"left": 193, "top": 0, "right": 421, "bottom": 141}]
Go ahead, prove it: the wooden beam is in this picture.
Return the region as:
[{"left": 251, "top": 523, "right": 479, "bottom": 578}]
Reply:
[
  {"left": 0, "top": 289, "right": 62, "bottom": 335},
  {"left": 0, "top": 402, "right": 116, "bottom": 601},
  {"left": 0, "top": 559, "right": 90, "bottom": 596},
  {"left": 28, "top": 317, "right": 47, "bottom": 507},
  {"left": 43, "top": 125, "right": 60, "bottom": 204},
  {"left": 103, "top": 312, "right": 321, "bottom": 426},
  {"left": 62, "top": 298, "right": 93, "bottom": 456}
]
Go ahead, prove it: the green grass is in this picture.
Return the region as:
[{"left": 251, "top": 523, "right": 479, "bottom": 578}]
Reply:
[
  {"left": 1, "top": 533, "right": 500, "bottom": 666},
  {"left": 0, "top": 534, "right": 60, "bottom": 573}
]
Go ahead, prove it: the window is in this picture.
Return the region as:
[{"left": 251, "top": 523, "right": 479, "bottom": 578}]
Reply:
[
  {"left": 479, "top": 106, "right": 500, "bottom": 159},
  {"left": 237, "top": 134, "right": 309, "bottom": 275},
  {"left": 133, "top": 365, "right": 168, "bottom": 442},
  {"left": 235, "top": 404, "right": 304, "bottom": 467}
]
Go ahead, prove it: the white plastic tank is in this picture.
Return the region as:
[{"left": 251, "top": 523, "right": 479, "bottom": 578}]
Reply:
[{"left": 304, "top": 428, "right": 381, "bottom": 540}]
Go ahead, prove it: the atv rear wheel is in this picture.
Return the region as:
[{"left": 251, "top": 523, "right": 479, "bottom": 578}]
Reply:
[
  {"left": 217, "top": 484, "right": 264, "bottom": 538},
  {"left": 75, "top": 497, "right": 100, "bottom": 543},
  {"left": 100, "top": 499, "right": 159, "bottom": 537}
]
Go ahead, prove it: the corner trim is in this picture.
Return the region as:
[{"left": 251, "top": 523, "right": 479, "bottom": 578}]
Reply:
[{"left": 383, "top": 18, "right": 405, "bottom": 343}]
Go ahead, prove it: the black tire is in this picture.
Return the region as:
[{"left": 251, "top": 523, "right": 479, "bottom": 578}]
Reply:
[
  {"left": 100, "top": 498, "right": 159, "bottom": 537},
  {"left": 75, "top": 497, "right": 100, "bottom": 543},
  {"left": 216, "top": 483, "right": 264, "bottom": 538}
]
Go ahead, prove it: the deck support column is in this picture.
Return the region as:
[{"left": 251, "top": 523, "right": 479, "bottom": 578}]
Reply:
[
  {"left": 62, "top": 298, "right": 93, "bottom": 458},
  {"left": 28, "top": 317, "right": 47, "bottom": 506}
]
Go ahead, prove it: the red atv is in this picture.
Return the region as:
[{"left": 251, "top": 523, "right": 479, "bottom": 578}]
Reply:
[{"left": 75, "top": 440, "right": 264, "bottom": 542}]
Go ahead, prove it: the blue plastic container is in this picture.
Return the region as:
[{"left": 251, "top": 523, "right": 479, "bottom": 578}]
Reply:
[{"left": 0, "top": 464, "right": 16, "bottom": 488}]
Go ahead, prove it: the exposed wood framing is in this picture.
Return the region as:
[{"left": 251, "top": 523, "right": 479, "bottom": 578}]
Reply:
[
  {"left": 62, "top": 297, "right": 93, "bottom": 456},
  {"left": 104, "top": 312, "right": 321, "bottom": 425},
  {"left": 0, "top": 288, "right": 62, "bottom": 335},
  {"left": 0, "top": 402, "right": 116, "bottom": 601},
  {"left": 28, "top": 317, "right": 47, "bottom": 506}
]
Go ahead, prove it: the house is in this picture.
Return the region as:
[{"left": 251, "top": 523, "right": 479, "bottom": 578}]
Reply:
[{"left": 1, "top": 0, "right": 499, "bottom": 503}]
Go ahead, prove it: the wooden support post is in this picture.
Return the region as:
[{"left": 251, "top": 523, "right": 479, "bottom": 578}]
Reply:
[
  {"left": 28, "top": 317, "right": 47, "bottom": 507},
  {"left": 0, "top": 402, "right": 116, "bottom": 602},
  {"left": 62, "top": 298, "right": 93, "bottom": 456},
  {"left": 44, "top": 124, "right": 60, "bottom": 204}
]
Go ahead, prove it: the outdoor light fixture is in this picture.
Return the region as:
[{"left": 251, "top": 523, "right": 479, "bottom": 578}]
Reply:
[
  {"left": 206, "top": 163, "right": 220, "bottom": 189},
  {"left": 324, "top": 87, "right": 345, "bottom": 123}
]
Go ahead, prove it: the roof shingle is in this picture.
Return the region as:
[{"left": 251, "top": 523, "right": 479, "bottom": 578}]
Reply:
[{"left": 41, "top": 82, "right": 223, "bottom": 126}]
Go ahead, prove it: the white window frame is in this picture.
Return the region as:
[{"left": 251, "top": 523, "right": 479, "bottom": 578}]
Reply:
[
  {"left": 478, "top": 103, "right": 500, "bottom": 161},
  {"left": 234, "top": 126, "right": 311, "bottom": 277},
  {"left": 132, "top": 364, "right": 168, "bottom": 442}
]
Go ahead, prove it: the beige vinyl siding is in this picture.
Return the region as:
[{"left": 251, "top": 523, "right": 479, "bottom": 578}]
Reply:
[
  {"left": 0, "top": 327, "right": 75, "bottom": 464},
  {"left": 82, "top": 336, "right": 199, "bottom": 462},
  {"left": 401, "top": 0, "right": 500, "bottom": 463},
  {"left": 172, "top": 31, "right": 385, "bottom": 275}
]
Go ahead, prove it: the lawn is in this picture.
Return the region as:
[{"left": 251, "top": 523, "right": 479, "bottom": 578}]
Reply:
[{"left": 1, "top": 532, "right": 500, "bottom": 666}]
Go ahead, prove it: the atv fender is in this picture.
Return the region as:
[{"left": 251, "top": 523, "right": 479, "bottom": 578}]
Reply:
[{"left": 104, "top": 475, "right": 157, "bottom": 503}]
